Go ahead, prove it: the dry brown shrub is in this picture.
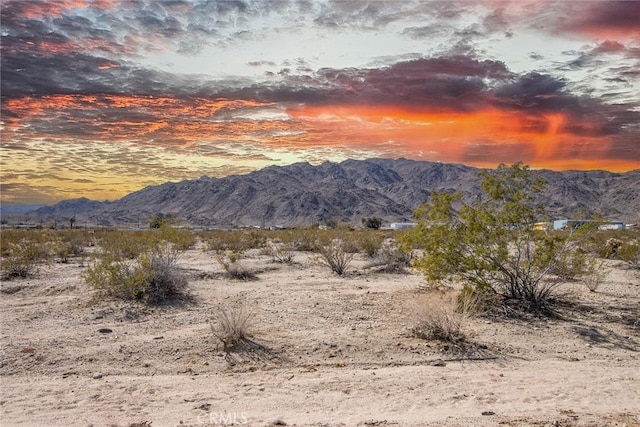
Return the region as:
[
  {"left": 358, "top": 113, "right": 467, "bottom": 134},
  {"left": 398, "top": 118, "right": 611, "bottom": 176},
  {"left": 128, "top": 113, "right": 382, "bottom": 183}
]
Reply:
[
  {"left": 411, "top": 290, "right": 479, "bottom": 345},
  {"left": 214, "top": 250, "right": 257, "bottom": 280},
  {"left": 210, "top": 302, "right": 253, "bottom": 351}
]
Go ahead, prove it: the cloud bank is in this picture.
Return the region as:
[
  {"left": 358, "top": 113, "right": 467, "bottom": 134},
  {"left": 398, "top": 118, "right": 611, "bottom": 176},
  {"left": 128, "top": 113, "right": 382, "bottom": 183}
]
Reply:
[{"left": 1, "top": 0, "right": 638, "bottom": 204}]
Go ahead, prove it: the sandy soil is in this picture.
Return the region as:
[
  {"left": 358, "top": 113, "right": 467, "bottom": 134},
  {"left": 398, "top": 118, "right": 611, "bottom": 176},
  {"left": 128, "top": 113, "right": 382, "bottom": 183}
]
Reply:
[{"left": 1, "top": 246, "right": 639, "bottom": 427}]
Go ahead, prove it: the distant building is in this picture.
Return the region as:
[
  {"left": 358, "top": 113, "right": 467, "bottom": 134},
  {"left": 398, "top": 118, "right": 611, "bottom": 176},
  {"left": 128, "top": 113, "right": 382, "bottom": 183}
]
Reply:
[
  {"left": 388, "top": 222, "right": 416, "bottom": 230},
  {"left": 598, "top": 222, "right": 625, "bottom": 230},
  {"left": 553, "top": 219, "right": 590, "bottom": 230},
  {"left": 533, "top": 222, "right": 552, "bottom": 231},
  {"left": 553, "top": 219, "right": 626, "bottom": 231}
]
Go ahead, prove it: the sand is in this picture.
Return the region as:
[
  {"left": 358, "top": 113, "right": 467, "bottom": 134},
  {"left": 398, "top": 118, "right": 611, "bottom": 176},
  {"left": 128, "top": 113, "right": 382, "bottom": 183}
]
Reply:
[{"left": 1, "top": 246, "right": 638, "bottom": 426}]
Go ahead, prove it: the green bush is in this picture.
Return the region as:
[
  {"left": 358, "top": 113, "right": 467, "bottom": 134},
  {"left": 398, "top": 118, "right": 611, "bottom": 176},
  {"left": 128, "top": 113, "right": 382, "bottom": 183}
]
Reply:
[
  {"left": 85, "top": 237, "right": 187, "bottom": 304},
  {"left": 357, "top": 232, "right": 386, "bottom": 258},
  {"left": 200, "top": 229, "right": 267, "bottom": 253},
  {"left": 402, "top": 163, "right": 590, "bottom": 315},
  {"left": 95, "top": 230, "right": 152, "bottom": 259},
  {"left": 618, "top": 241, "right": 640, "bottom": 269},
  {"left": 1, "top": 231, "right": 54, "bottom": 278},
  {"left": 362, "top": 217, "right": 382, "bottom": 230}
]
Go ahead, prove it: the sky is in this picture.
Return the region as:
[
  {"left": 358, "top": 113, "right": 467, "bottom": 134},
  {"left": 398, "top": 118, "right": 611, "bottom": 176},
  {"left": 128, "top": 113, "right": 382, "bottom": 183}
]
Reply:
[{"left": 1, "top": 0, "right": 639, "bottom": 205}]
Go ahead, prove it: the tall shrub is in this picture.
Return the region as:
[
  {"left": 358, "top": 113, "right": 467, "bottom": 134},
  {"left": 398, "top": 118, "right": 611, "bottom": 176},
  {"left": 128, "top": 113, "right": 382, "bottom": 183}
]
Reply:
[{"left": 403, "top": 163, "right": 585, "bottom": 314}]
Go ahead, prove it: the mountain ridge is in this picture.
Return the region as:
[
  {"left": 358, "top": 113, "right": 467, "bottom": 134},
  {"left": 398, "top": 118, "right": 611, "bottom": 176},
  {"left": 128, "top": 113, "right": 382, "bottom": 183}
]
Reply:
[{"left": 21, "top": 159, "right": 640, "bottom": 227}]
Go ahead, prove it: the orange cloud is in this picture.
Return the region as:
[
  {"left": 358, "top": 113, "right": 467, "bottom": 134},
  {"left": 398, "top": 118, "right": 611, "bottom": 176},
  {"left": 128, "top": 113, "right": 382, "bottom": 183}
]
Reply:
[
  {"left": 286, "top": 105, "right": 634, "bottom": 171},
  {"left": 3, "top": 95, "right": 636, "bottom": 182}
]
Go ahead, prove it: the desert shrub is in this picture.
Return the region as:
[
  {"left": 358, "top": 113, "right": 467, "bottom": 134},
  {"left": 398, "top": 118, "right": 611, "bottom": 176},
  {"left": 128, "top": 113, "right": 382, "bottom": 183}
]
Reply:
[
  {"left": 200, "top": 230, "right": 234, "bottom": 252},
  {"left": 617, "top": 241, "right": 640, "bottom": 269},
  {"left": 159, "top": 226, "right": 197, "bottom": 251},
  {"left": 45, "top": 230, "right": 92, "bottom": 263},
  {"left": 289, "top": 229, "right": 321, "bottom": 252},
  {"left": 366, "top": 240, "right": 412, "bottom": 273},
  {"left": 95, "top": 230, "right": 152, "bottom": 259},
  {"left": 357, "top": 232, "right": 385, "bottom": 258},
  {"left": 210, "top": 303, "right": 253, "bottom": 351},
  {"left": 58, "top": 230, "right": 93, "bottom": 252},
  {"left": 403, "top": 163, "right": 590, "bottom": 315},
  {"left": 581, "top": 256, "right": 607, "bottom": 292},
  {"left": 200, "top": 229, "right": 267, "bottom": 253},
  {"left": 412, "top": 302, "right": 467, "bottom": 344},
  {"left": 551, "top": 247, "right": 588, "bottom": 280},
  {"left": 214, "top": 250, "right": 257, "bottom": 280},
  {"left": 341, "top": 234, "right": 361, "bottom": 254},
  {"left": 51, "top": 239, "right": 74, "bottom": 263},
  {"left": 244, "top": 230, "right": 269, "bottom": 249},
  {"left": 85, "top": 238, "right": 187, "bottom": 304},
  {"left": 0, "top": 231, "right": 54, "bottom": 278},
  {"left": 317, "top": 239, "right": 355, "bottom": 275},
  {"left": 602, "top": 238, "right": 623, "bottom": 259},
  {"left": 266, "top": 241, "right": 295, "bottom": 264}
]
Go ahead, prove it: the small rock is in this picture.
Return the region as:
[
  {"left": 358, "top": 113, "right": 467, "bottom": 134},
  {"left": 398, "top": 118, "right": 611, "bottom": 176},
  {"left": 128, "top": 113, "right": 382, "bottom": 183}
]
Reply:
[
  {"left": 98, "top": 328, "right": 113, "bottom": 334},
  {"left": 92, "top": 372, "right": 104, "bottom": 379},
  {"left": 430, "top": 359, "right": 446, "bottom": 367}
]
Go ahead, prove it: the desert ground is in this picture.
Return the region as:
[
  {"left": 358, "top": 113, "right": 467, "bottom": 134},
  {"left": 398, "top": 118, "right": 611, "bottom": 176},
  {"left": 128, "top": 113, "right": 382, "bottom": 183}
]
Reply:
[{"left": 1, "top": 242, "right": 639, "bottom": 427}]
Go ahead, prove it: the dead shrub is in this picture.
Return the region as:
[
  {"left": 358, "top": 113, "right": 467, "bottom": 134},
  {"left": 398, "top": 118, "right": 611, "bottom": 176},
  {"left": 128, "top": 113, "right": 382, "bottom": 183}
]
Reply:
[
  {"left": 317, "top": 239, "right": 355, "bottom": 275},
  {"left": 412, "top": 291, "right": 478, "bottom": 345},
  {"left": 581, "top": 256, "right": 607, "bottom": 292},
  {"left": 366, "top": 240, "right": 412, "bottom": 273},
  {"left": 210, "top": 303, "right": 253, "bottom": 351},
  {"left": 267, "top": 241, "right": 295, "bottom": 264}
]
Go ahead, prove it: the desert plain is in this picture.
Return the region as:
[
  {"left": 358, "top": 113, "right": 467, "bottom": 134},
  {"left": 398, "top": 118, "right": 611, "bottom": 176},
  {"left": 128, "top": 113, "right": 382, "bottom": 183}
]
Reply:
[{"left": 1, "top": 239, "right": 639, "bottom": 427}]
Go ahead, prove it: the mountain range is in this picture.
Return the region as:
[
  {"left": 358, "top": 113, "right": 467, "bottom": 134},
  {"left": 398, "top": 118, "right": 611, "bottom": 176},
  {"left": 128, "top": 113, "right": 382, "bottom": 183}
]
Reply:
[{"left": 16, "top": 158, "right": 640, "bottom": 228}]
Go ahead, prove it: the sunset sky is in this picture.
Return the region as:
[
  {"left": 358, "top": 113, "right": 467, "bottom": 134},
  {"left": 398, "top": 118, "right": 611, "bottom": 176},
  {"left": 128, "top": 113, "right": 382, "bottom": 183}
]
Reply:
[{"left": 1, "top": 0, "right": 639, "bottom": 205}]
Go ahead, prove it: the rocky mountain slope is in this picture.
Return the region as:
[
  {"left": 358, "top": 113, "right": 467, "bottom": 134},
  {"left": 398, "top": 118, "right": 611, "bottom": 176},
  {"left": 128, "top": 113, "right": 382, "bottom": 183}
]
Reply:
[{"left": 28, "top": 158, "right": 640, "bottom": 227}]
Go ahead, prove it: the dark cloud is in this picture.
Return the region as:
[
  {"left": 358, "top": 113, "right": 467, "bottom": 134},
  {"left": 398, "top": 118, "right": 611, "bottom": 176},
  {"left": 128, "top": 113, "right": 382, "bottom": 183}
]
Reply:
[
  {"left": 248, "top": 60, "right": 278, "bottom": 67},
  {"left": 401, "top": 24, "right": 450, "bottom": 39},
  {"left": 565, "top": 1, "right": 640, "bottom": 35}
]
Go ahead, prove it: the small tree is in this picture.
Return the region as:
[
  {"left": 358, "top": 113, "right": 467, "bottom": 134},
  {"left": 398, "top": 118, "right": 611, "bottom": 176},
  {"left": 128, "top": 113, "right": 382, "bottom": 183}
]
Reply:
[
  {"left": 403, "top": 163, "right": 584, "bottom": 315},
  {"left": 149, "top": 213, "right": 175, "bottom": 229},
  {"left": 362, "top": 217, "right": 382, "bottom": 230}
]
